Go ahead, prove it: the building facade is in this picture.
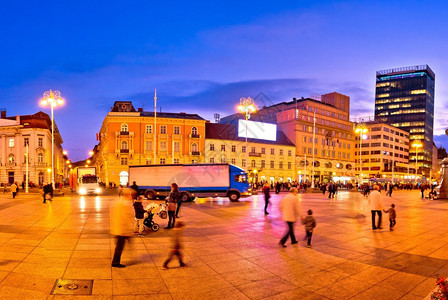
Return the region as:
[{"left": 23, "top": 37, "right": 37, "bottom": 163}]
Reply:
[
  {"left": 205, "top": 123, "right": 296, "bottom": 183},
  {"left": 374, "top": 65, "right": 435, "bottom": 175},
  {"left": 276, "top": 96, "right": 356, "bottom": 183},
  {"left": 0, "top": 111, "right": 66, "bottom": 186},
  {"left": 95, "top": 101, "right": 207, "bottom": 186},
  {"left": 354, "top": 122, "right": 410, "bottom": 182}
]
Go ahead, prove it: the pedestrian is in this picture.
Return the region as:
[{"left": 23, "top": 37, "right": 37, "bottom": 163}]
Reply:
[
  {"left": 278, "top": 187, "right": 302, "bottom": 247},
  {"left": 420, "top": 185, "right": 425, "bottom": 198},
  {"left": 262, "top": 182, "right": 271, "bottom": 215},
  {"left": 130, "top": 181, "right": 139, "bottom": 199},
  {"left": 21, "top": 181, "right": 25, "bottom": 190},
  {"left": 275, "top": 182, "right": 281, "bottom": 194},
  {"left": 321, "top": 184, "right": 326, "bottom": 195},
  {"left": 328, "top": 182, "right": 334, "bottom": 199},
  {"left": 3, "top": 183, "right": 6, "bottom": 193},
  {"left": 165, "top": 183, "right": 179, "bottom": 229},
  {"left": 163, "top": 221, "right": 186, "bottom": 269},
  {"left": 301, "top": 209, "right": 317, "bottom": 247},
  {"left": 368, "top": 185, "right": 385, "bottom": 230},
  {"left": 43, "top": 183, "right": 53, "bottom": 203},
  {"left": 111, "top": 188, "right": 134, "bottom": 268},
  {"left": 383, "top": 203, "right": 397, "bottom": 231},
  {"left": 10, "top": 182, "right": 18, "bottom": 199},
  {"left": 133, "top": 196, "right": 146, "bottom": 237}
]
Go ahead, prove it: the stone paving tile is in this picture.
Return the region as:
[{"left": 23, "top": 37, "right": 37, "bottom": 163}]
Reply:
[
  {"left": 171, "top": 286, "right": 250, "bottom": 300},
  {"left": 235, "top": 276, "right": 298, "bottom": 299},
  {"left": 0, "top": 272, "right": 55, "bottom": 294},
  {"left": 112, "top": 278, "right": 169, "bottom": 295},
  {"left": 314, "top": 277, "right": 373, "bottom": 299}
]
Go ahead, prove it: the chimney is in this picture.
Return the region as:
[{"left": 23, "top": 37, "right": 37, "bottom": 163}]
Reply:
[
  {"left": 1, "top": 109, "right": 5, "bottom": 119},
  {"left": 138, "top": 108, "right": 143, "bottom": 112}
]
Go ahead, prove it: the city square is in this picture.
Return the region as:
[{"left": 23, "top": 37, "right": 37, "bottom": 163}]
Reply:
[{"left": 0, "top": 189, "right": 447, "bottom": 299}]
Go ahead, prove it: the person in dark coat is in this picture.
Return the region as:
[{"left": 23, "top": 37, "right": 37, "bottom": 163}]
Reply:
[
  {"left": 43, "top": 183, "right": 53, "bottom": 203},
  {"left": 130, "top": 181, "right": 139, "bottom": 199},
  {"left": 133, "top": 196, "right": 146, "bottom": 236},
  {"left": 262, "top": 182, "right": 271, "bottom": 215},
  {"left": 165, "top": 183, "right": 179, "bottom": 229}
]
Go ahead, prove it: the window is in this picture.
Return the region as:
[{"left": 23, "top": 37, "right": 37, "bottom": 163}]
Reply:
[
  {"left": 121, "top": 157, "right": 128, "bottom": 165},
  {"left": 322, "top": 149, "right": 325, "bottom": 156},
  {"left": 121, "top": 124, "right": 128, "bottom": 132},
  {"left": 160, "top": 126, "right": 167, "bottom": 134},
  {"left": 146, "top": 141, "right": 152, "bottom": 151},
  {"left": 145, "top": 125, "right": 152, "bottom": 134},
  {"left": 221, "top": 157, "right": 226, "bottom": 163},
  {"left": 210, "top": 144, "right": 215, "bottom": 151},
  {"left": 121, "top": 141, "right": 128, "bottom": 150},
  {"left": 242, "top": 159, "right": 246, "bottom": 168},
  {"left": 251, "top": 160, "right": 256, "bottom": 168},
  {"left": 270, "top": 161, "right": 274, "bottom": 169},
  {"left": 9, "top": 138, "right": 14, "bottom": 147},
  {"left": 303, "top": 136, "right": 307, "bottom": 143},
  {"left": 231, "top": 145, "right": 236, "bottom": 152},
  {"left": 242, "top": 146, "right": 246, "bottom": 153},
  {"left": 24, "top": 137, "right": 29, "bottom": 147},
  {"left": 231, "top": 158, "right": 236, "bottom": 164},
  {"left": 38, "top": 137, "right": 43, "bottom": 147},
  {"left": 191, "top": 127, "right": 198, "bottom": 136},
  {"left": 221, "top": 145, "right": 226, "bottom": 151},
  {"left": 251, "top": 147, "right": 255, "bottom": 153},
  {"left": 288, "top": 162, "right": 292, "bottom": 169},
  {"left": 261, "top": 148, "right": 265, "bottom": 154},
  {"left": 191, "top": 143, "right": 198, "bottom": 152},
  {"left": 270, "top": 149, "right": 274, "bottom": 155},
  {"left": 261, "top": 160, "right": 265, "bottom": 168},
  {"left": 160, "top": 158, "right": 166, "bottom": 164},
  {"left": 174, "top": 126, "right": 180, "bottom": 134},
  {"left": 279, "top": 149, "right": 283, "bottom": 155},
  {"left": 174, "top": 142, "right": 180, "bottom": 152},
  {"left": 38, "top": 153, "right": 43, "bottom": 163},
  {"left": 160, "top": 141, "right": 167, "bottom": 151},
  {"left": 210, "top": 158, "right": 215, "bottom": 163},
  {"left": 8, "top": 154, "right": 15, "bottom": 164},
  {"left": 288, "top": 150, "right": 292, "bottom": 156},
  {"left": 279, "top": 162, "right": 283, "bottom": 169},
  {"left": 174, "top": 159, "right": 180, "bottom": 164},
  {"left": 146, "top": 158, "right": 151, "bottom": 165},
  {"left": 308, "top": 148, "right": 312, "bottom": 155},
  {"left": 303, "top": 147, "right": 307, "bottom": 154}
]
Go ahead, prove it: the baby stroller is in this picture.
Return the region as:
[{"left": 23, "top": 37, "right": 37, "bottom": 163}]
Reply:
[{"left": 143, "top": 203, "right": 161, "bottom": 232}]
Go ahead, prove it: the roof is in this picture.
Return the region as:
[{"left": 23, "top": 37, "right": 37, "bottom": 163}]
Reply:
[
  {"left": 5, "top": 111, "right": 60, "bottom": 133},
  {"left": 206, "top": 123, "right": 295, "bottom": 146},
  {"left": 140, "top": 111, "right": 206, "bottom": 121}
]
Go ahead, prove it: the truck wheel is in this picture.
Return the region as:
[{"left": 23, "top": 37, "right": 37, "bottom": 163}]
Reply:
[
  {"left": 180, "top": 192, "right": 190, "bottom": 202},
  {"left": 145, "top": 190, "right": 155, "bottom": 200},
  {"left": 228, "top": 192, "right": 240, "bottom": 202}
]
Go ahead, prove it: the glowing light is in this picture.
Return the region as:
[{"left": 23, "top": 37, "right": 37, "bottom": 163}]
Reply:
[
  {"left": 47, "top": 168, "right": 51, "bottom": 173},
  {"left": 89, "top": 151, "right": 94, "bottom": 156},
  {"left": 87, "top": 160, "right": 91, "bottom": 163},
  {"left": 66, "top": 160, "right": 70, "bottom": 164},
  {"left": 63, "top": 150, "right": 68, "bottom": 155}
]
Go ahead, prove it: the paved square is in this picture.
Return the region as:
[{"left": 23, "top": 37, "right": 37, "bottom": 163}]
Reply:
[{"left": 0, "top": 189, "right": 447, "bottom": 299}]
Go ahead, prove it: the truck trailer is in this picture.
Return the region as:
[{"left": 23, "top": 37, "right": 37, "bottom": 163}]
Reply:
[
  {"left": 69, "top": 167, "right": 102, "bottom": 195},
  {"left": 128, "top": 163, "right": 250, "bottom": 201}
]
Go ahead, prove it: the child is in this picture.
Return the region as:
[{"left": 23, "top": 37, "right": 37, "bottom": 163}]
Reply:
[
  {"left": 301, "top": 210, "right": 317, "bottom": 247},
  {"left": 383, "top": 204, "right": 396, "bottom": 231},
  {"left": 133, "top": 196, "right": 146, "bottom": 237},
  {"left": 163, "top": 221, "right": 186, "bottom": 268}
]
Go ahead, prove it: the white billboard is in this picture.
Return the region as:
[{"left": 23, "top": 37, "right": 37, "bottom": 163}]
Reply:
[{"left": 238, "top": 119, "right": 277, "bottom": 141}]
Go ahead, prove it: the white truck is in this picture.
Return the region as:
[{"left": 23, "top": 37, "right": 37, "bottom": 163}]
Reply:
[
  {"left": 70, "top": 167, "right": 102, "bottom": 195},
  {"left": 128, "top": 163, "right": 251, "bottom": 202}
]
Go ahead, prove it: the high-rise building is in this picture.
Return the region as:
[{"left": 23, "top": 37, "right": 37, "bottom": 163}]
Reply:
[{"left": 374, "top": 65, "right": 435, "bottom": 176}]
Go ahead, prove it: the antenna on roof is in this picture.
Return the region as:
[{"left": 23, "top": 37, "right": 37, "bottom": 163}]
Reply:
[{"left": 214, "top": 113, "right": 220, "bottom": 123}]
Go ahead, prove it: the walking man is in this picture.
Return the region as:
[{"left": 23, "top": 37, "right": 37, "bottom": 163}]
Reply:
[
  {"left": 278, "top": 187, "right": 302, "bottom": 247},
  {"left": 368, "top": 185, "right": 385, "bottom": 230},
  {"left": 10, "top": 182, "right": 18, "bottom": 199},
  {"left": 111, "top": 188, "right": 134, "bottom": 268}
]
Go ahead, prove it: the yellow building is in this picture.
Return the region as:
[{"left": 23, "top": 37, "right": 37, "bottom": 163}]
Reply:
[
  {"left": 205, "top": 123, "right": 296, "bottom": 183},
  {"left": 0, "top": 110, "right": 66, "bottom": 186},
  {"left": 95, "top": 101, "right": 207, "bottom": 186}
]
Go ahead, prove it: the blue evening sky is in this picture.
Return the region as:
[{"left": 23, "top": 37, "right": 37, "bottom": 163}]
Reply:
[{"left": 1, "top": 0, "right": 447, "bottom": 161}]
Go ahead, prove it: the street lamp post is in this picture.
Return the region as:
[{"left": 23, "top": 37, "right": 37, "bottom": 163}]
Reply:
[
  {"left": 412, "top": 141, "right": 423, "bottom": 183},
  {"left": 237, "top": 97, "right": 256, "bottom": 173},
  {"left": 41, "top": 90, "right": 64, "bottom": 189},
  {"left": 355, "top": 124, "right": 368, "bottom": 187}
]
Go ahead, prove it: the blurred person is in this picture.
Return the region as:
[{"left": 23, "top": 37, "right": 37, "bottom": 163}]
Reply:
[
  {"left": 10, "top": 182, "right": 18, "bottom": 199},
  {"left": 43, "top": 183, "right": 53, "bottom": 203},
  {"left": 111, "top": 188, "right": 135, "bottom": 268},
  {"left": 368, "top": 185, "right": 385, "bottom": 230},
  {"left": 163, "top": 221, "right": 186, "bottom": 269},
  {"left": 130, "top": 181, "right": 139, "bottom": 199},
  {"left": 133, "top": 196, "right": 146, "bottom": 237},
  {"left": 278, "top": 187, "right": 302, "bottom": 247},
  {"left": 165, "top": 183, "right": 179, "bottom": 229},
  {"left": 262, "top": 182, "right": 271, "bottom": 215}
]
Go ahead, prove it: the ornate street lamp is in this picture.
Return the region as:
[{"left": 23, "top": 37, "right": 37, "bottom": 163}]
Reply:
[
  {"left": 41, "top": 90, "right": 64, "bottom": 189},
  {"left": 237, "top": 97, "right": 256, "bottom": 172},
  {"left": 412, "top": 141, "right": 423, "bottom": 183},
  {"left": 354, "top": 123, "right": 368, "bottom": 187}
]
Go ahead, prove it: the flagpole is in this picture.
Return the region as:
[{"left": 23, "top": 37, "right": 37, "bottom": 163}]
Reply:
[
  {"left": 154, "top": 89, "right": 157, "bottom": 165},
  {"left": 311, "top": 111, "right": 316, "bottom": 188}
]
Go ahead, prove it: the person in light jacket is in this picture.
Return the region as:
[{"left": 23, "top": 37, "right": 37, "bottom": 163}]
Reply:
[
  {"left": 110, "top": 188, "right": 135, "bottom": 268},
  {"left": 368, "top": 185, "right": 385, "bottom": 230},
  {"left": 278, "top": 187, "right": 302, "bottom": 247}
]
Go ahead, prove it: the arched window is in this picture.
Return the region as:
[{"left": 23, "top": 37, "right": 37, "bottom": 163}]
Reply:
[
  {"left": 191, "top": 127, "right": 198, "bottom": 136},
  {"left": 38, "top": 153, "right": 44, "bottom": 163},
  {"left": 192, "top": 143, "right": 198, "bottom": 152},
  {"left": 251, "top": 160, "right": 256, "bottom": 168},
  {"left": 8, "top": 154, "right": 15, "bottom": 163},
  {"left": 121, "top": 123, "right": 128, "bottom": 132},
  {"left": 121, "top": 141, "right": 128, "bottom": 150}
]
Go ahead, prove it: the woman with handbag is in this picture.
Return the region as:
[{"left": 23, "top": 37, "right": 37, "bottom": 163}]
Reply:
[{"left": 165, "top": 183, "right": 179, "bottom": 229}]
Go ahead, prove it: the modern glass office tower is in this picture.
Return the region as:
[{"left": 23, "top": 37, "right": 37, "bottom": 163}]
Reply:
[{"left": 375, "top": 65, "right": 435, "bottom": 177}]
